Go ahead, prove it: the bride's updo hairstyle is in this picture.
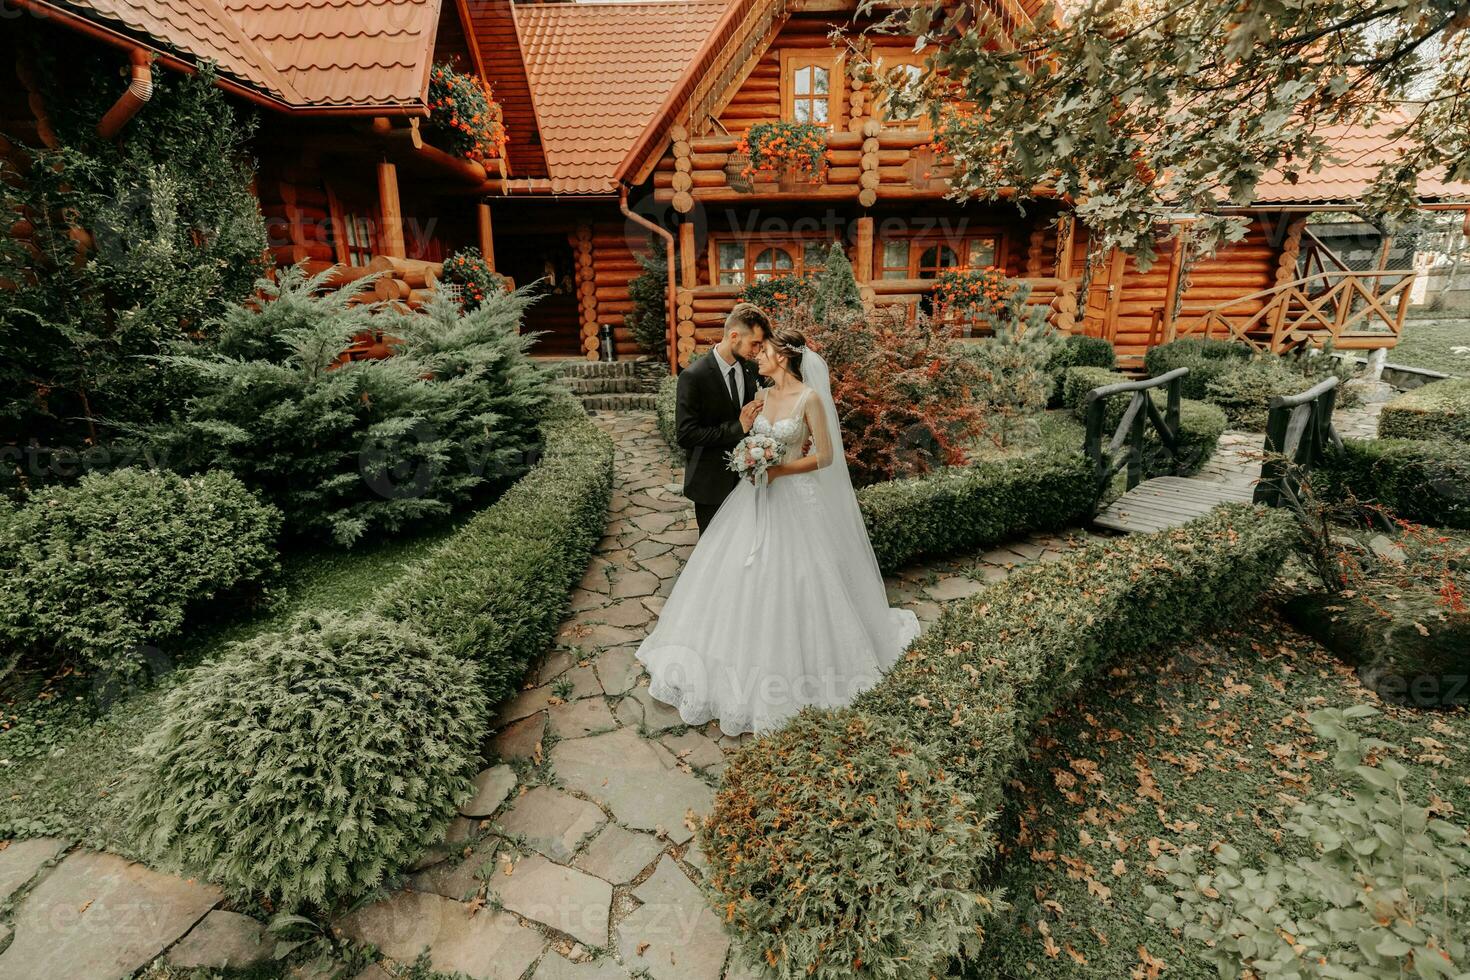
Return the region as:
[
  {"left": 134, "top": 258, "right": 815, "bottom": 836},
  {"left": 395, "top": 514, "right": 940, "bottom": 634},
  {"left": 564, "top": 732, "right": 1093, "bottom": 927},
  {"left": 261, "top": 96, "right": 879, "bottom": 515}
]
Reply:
[{"left": 769, "top": 326, "right": 807, "bottom": 382}]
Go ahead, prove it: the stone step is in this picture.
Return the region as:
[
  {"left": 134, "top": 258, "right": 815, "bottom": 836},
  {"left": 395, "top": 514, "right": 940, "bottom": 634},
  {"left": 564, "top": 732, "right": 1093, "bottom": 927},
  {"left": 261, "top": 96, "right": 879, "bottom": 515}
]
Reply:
[
  {"left": 559, "top": 376, "right": 645, "bottom": 395},
  {"left": 547, "top": 359, "right": 638, "bottom": 380},
  {"left": 580, "top": 393, "right": 658, "bottom": 412}
]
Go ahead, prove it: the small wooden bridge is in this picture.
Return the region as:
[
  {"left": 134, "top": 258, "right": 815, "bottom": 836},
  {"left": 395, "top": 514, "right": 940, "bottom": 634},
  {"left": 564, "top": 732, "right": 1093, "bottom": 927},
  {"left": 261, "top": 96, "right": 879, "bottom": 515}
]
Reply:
[{"left": 1087, "top": 370, "right": 1342, "bottom": 534}]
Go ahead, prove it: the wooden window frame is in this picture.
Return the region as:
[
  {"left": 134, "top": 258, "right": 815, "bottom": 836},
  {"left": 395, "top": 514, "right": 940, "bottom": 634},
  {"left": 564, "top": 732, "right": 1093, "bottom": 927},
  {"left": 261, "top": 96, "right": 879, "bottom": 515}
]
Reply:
[
  {"left": 871, "top": 51, "right": 930, "bottom": 130},
  {"left": 707, "top": 236, "right": 840, "bottom": 286},
  {"left": 326, "top": 183, "right": 379, "bottom": 267},
  {"left": 780, "top": 50, "right": 843, "bottom": 130},
  {"left": 876, "top": 232, "right": 1008, "bottom": 280}
]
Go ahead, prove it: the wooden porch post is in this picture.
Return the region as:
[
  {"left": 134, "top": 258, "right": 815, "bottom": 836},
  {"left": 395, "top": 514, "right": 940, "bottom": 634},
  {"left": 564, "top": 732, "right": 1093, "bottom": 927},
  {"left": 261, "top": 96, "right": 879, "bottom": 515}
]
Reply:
[
  {"left": 1055, "top": 214, "right": 1076, "bottom": 279},
  {"left": 1158, "top": 229, "right": 1187, "bottom": 344},
  {"left": 854, "top": 216, "right": 874, "bottom": 283},
  {"left": 679, "top": 221, "right": 697, "bottom": 290},
  {"left": 376, "top": 161, "right": 407, "bottom": 258},
  {"left": 477, "top": 202, "right": 495, "bottom": 270}
]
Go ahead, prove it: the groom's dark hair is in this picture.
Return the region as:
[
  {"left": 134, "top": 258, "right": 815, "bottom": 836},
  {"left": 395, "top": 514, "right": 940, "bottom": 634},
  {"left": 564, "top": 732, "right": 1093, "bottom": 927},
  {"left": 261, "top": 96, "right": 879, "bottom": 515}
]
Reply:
[{"left": 726, "top": 303, "right": 770, "bottom": 337}]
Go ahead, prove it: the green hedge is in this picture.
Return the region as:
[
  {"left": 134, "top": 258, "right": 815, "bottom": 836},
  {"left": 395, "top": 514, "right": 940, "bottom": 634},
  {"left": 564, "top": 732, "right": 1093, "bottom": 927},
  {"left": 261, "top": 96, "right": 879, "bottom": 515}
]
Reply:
[
  {"left": 1314, "top": 437, "right": 1470, "bottom": 530},
  {"left": 1060, "top": 367, "right": 1227, "bottom": 479},
  {"left": 1202, "top": 358, "right": 1317, "bottom": 431},
  {"left": 859, "top": 449, "right": 1094, "bottom": 571},
  {"left": 702, "top": 505, "right": 1298, "bottom": 979},
  {"left": 0, "top": 468, "right": 280, "bottom": 677},
  {"left": 1143, "top": 337, "right": 1254, "bottom": 399},
  {"left": 1046, "top": 335, "right": 1116, "bottom": 404},
  {"left": 656, "top": 373, "right": 678, "bottom": 451},
  {"left": 129, "top": 611, "right": 485, "bottom": 911},
  {"left": 387, "top": 391, "right": 615, "bottom": 706},
  {"left": 1378, "top": 378, "right": 1470, "bottom": 444},
  {"left": 130, "top": 392, "right": 614, "bottom": 909}
]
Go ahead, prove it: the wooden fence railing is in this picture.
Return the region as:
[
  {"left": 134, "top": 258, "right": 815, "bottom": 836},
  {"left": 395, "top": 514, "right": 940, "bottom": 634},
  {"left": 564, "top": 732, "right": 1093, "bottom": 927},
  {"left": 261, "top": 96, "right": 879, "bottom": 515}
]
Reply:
[
  {"left": 1149, "top": 269, "right": 1416, "bottom": 354},
  {"left": 1082, "top": 367, "right": 1189, "bottom": 497},
  {"left": 1254, "top": 375, "right": 1343, "bottom": 508}
]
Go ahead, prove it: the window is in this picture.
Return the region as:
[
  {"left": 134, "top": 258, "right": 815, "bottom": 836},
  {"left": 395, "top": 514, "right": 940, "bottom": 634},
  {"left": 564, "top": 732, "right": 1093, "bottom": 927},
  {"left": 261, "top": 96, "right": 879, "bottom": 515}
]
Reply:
[
  {"left": 878, "top": 235, "right": 1004, "bottom": 280},
  {"left": 879, "top": 62, "right": 926, "bottom": 127},
  {"left": 328, "top": 185, "right": 378, "bottom": 267},
  {"left": 342, "top": 214, "right": 376, "bottom": 267},
  {"left": 710, "top": 239, "right": 840, "bottom": 285},
  {"left": 781, "top": 52, "right": 841, "bottom": 129}
]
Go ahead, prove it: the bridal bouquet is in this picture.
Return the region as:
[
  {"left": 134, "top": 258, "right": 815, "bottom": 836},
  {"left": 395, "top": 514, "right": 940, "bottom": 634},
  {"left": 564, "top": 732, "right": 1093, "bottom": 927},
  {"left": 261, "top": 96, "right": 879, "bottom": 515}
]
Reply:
[{"left": 728, "top": 433, "right": 785, "bottom": 485}]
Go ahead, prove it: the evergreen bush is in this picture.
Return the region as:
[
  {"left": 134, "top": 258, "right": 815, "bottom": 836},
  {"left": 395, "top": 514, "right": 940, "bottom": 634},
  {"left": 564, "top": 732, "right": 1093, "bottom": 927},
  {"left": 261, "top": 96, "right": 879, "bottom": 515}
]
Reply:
[
  {"left": 1203, "top": 357, "right": 1317, "bottom": 430},
  {"left": 965, "top": 312, "right": 1060, "bottom": 446},
  {"left": 0, "top": 64, "right": 267, "bottom": 461},
  {"left": 1315, "top": 437, "right": 1470, "bottom": 530},
  {"left": 387, "top": 391, "right": 614, "bottom": 707},
  {"left": 1378, "top": 377, "right": 1470, "bottom": 444},
  {"left": 150, "top": 267, "right": 549, "bottom": 546},
  {"left": 128, "top": 611, "right": 485, "bottom": 912},
  {"left": 811, "top": 242, "right": 862, "bottom": 324},
  {"left": 0, "top": 467, "right": 279, "bottom": 677},
  {"left": 704, "top": 505, "right": 1298, "bottom": 978},
  {"left": 1044, "top": 334, "right": 1116, "bottom": 404},
  {"left": 626, "top": 251, "right": 670, "bottom": 356},
  {"left": 1143, "top": 336, "right": 1253, "bottom": 399}
]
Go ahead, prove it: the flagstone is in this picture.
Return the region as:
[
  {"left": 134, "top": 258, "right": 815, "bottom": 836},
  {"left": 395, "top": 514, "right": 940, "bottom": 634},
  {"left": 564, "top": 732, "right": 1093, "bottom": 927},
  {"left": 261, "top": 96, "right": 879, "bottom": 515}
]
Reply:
[
  {"left": 561, "top": 624, "right": 642, "bottom": 653},
  {"left": 495, "top": 684, "right": 565, "bottom": 726},
  {"left": 650, "top": 528, "right": 699, "bottom": 547},
  {"left": 0, "top": 836, "right": 68, "bottom": 902},
  {"left": 337, "top": 891, "right": 544, "bottom": 980},
  {"left": 611, "top": 695, "right": 644, "bottom": 729},
  {"left": 461, "top": 765, "right": 517, "bottom": 819},
  {"left": 491, "top": 712, "right": 547, "bottom": 764},
  {"left": 546, "top": 697, "right": 617, "bottom": 739},
  {"left": 532, "top": 953, "right": 631, "bottom": 980},
  {"left": 572, "top": 825, "right": 665, "bottom": 885},
  {"left": 616, "top": 858, "right": 727, "bottom": 980},
  {"left": 629, "top": 685, "right": 685, "bottom": 733},
  {"left": 641, "top": 594, "right": 666, "bottom": 616},
  {"left": 536, "top": 649, "right": 578, "bottom": 684},
  {"left": 925, "top": 575, "right": 988, "bottom": 603},
  {"left": 590, "top": 598, "right": 653, "bottom": 630},
  {"left": 549, "top": 729, "right": 713, "bottom": 843},
  {"left": 0, "top": 850, "right": 221, "bottom": 980},
  {"left": 609, "top": 570, "right": 661, "bottom": 599},
  {"left": 594, "top": 647, "right": 642, "bottom": 695},
  {"left": 495, "top": 786, "right": 606, "bottom": 862},
  {"left": 629, "top": 511, "right": 682, "bottom": 534},
  {"left": 630, "top": 538, "right": 673, "bottom": 561},
  {"left": 638, "top": 553, "right": 682, "bottom": 580},
  {"left": 550, "top": 664, "right": 603, "bottom": 700},
  {"left": 409, "top": 838, "right": 500, "bottom": 902},
  {"left": 166, "top": 910, "right": 271, "bottom": 969},
  {"left": 658, "top": 730, "right": 724, "bottom": 771},
  {"left": 489, "top": 853, "right": 612, "bottom": 949}
]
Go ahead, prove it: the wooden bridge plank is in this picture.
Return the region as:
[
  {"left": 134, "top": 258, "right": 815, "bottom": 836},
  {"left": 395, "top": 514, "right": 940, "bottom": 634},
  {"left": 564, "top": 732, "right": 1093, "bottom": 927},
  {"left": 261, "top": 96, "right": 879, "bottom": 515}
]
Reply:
[{"left": 1094, "top": 476, "right": 1255, "bottom": 534}]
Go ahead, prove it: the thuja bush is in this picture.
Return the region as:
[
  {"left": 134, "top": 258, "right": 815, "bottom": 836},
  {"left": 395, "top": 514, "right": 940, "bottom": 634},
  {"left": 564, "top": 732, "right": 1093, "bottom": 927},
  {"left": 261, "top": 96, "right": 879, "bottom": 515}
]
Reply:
[
  {"left": 0, "top": 467, "right": 279, "bottom": 677},
  {"left": 627, "top": 251, "right": 670, "bottom": 356},
  {"left": 1203, "top": 357, "right": 1317, "bottom": 431},
  {"left": 1143, "top": 337, "right": 1253, "bottom": 399},
  {"left": 702, "top": 708, "right": 999, "bottom": 978},
  {"left": 1315, "top": 437, "right": 1470, "bottom": 530},
  {"left": 152, "top": 266, "right": 550, "bottom": 546},
  {"left": 1378, "top": 377, "right": 1470, "bottom": 444},
  {"left": 129, "top": 611, "right": 485, "bottom": 911},
  {"left": 0, "top": 62, "right": 267, "bottom": 457},
  {"left": 1147, "top": 707, "right": 1470, "bottom": 977},
  {"left": 703, "top": 505, "right": 1297, "bottom": 978}
]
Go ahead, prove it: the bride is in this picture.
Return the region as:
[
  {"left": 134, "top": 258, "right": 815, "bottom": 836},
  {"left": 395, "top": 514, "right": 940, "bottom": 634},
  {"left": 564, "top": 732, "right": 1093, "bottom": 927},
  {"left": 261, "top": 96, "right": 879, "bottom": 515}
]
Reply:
[{"left": 636, "top": 325, "right": 920, "bottom": 736}]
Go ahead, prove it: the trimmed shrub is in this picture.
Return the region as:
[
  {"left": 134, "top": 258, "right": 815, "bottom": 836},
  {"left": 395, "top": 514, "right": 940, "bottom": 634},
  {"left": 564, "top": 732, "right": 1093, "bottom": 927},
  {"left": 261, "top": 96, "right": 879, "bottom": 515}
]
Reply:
[
  {"left": 1378, "top": 377, "right": 1470, "bottom": 444},
  {"left": 0, "top": 468, "right": 279, "bottom": 676},
  {"left": 1143, "top": 337, "right": 1253, "bottom": 399},
  {"left": 859, "top": 449, "right": 1094, "bottom": 572},
  {"left": 1045, "top": 334, "right": 1116, "bottom": 404},
  {"left": 703, "top": 505, "right": 1298, "bottom": 978},
  {"left": 703, "top": 708, "right": 998, "bottom": 978},
  {"left": 1314, "top": 437, "right": 1470, "bottom": 530},
  {"left": 1061, "top": 366, "right": 1129, "bottom": 414},
  {"left": 386, "top": 391, "right": 615, "bottom": 706},
  {"left": 1203, "top": 358, "right": 1316, "bottom": 430},
  {"left": 656, "top": 373, "right": 678, "bottom": 451},
  {"left": 128, "top": 611, "right": 485, "bottom": 911}
]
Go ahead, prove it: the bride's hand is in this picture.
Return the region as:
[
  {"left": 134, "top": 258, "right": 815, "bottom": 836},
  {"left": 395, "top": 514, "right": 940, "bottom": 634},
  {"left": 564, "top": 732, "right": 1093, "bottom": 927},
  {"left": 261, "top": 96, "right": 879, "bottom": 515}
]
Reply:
[{"left": 765, "top": 463, "right": 786, "bottom": 482}]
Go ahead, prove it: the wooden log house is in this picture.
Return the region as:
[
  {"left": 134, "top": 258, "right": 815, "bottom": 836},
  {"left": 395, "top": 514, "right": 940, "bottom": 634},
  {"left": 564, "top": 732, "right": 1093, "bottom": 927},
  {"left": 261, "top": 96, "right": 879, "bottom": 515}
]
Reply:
[{"left": 5, "top": 0, "right": 1468, "bottom": 370}]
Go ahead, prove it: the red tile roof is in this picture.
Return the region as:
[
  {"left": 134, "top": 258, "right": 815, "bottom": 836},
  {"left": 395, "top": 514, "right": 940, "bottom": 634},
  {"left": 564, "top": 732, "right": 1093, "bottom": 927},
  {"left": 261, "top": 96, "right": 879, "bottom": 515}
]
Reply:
[
  {"left": 1253, "top": 120, "right": 1470, "bottom": 204},
  {"left": 466, "top": 0, "right": 548, "bottom": 178},
  {"left": 514, "top": 0, "right": 728, "bottom": 194},
  {"left": 26, "top": 0, "right": 443, "bottom": 109}
]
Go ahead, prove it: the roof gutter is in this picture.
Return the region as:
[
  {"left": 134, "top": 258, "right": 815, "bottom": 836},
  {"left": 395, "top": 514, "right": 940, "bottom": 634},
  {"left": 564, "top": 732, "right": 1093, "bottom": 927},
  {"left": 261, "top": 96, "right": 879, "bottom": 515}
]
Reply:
[
  {"left": 620, "top": 184, "right": 678, "bottom": 375},
  {"left": 96, "top": 49, "right": 153, "bottom": 139},
  {"left": 7, "top": 0, "right": 429, "bottom": 118}
]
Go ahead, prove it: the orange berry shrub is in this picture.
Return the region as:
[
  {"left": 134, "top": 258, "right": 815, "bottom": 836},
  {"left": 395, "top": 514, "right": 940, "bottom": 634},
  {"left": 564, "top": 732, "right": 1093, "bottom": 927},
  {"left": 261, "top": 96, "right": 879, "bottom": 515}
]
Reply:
[{"left": 426, "top": 64, "right": 507, "bottom": 164}]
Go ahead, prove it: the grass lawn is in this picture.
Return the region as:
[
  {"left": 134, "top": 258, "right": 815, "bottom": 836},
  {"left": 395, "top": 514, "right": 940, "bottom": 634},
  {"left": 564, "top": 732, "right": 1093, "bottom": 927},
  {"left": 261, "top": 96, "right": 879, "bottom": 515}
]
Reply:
[
  {"left": 967, "top": 410, "right": 1085, "bottom": 461},
  {"left": 0, "top": 521, "right": 464, "bottom": 853},
  {"left": 959, "top": 609, "right": 1470, "bottom": 980},
  {"left": 1389, "top": 314, "right": 1470, "bottom": 376}
]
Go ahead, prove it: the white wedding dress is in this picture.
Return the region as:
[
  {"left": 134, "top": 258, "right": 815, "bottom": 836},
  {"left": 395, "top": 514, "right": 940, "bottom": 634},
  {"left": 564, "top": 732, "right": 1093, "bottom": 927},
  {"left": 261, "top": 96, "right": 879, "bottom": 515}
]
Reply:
[{"left": 636, "top": 349, "right": 920, "bottom": 736}]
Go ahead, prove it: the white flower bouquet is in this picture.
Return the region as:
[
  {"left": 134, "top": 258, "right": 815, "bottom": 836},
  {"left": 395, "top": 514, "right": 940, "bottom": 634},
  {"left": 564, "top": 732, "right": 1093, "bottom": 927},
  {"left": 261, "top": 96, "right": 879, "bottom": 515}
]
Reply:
[{"left": 727, "top": 433, "right": 785, "bottom": 485}]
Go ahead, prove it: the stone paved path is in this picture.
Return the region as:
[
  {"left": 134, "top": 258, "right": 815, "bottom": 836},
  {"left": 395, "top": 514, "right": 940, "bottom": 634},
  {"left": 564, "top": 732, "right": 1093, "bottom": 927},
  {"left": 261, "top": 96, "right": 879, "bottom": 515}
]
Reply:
[
  {"left": 1190, "top": 402, "right": 1381, "bottom": 493},
  {"left": 333, "top": 411, "right": 1093, "bottom": 980}
]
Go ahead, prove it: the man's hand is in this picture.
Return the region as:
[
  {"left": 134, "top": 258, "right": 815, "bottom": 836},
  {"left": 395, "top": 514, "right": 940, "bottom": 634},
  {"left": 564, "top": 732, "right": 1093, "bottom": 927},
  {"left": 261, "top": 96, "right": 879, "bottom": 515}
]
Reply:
[{"left": 739, "top": 400, "right": 759, "bottom": 432}]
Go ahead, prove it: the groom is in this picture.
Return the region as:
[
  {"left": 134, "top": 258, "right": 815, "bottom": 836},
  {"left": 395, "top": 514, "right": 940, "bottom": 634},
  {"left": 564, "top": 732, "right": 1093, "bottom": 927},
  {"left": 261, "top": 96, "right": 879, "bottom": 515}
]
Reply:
[{"left": 675, "top": 303, "right": 769, "bottom": 533}]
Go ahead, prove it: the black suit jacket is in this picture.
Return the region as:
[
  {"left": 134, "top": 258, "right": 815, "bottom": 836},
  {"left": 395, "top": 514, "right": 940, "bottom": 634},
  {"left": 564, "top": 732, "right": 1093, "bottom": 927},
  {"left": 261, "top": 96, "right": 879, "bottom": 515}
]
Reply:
[{"left": 675, "top": 352, "right": 760, "bottom": 505}]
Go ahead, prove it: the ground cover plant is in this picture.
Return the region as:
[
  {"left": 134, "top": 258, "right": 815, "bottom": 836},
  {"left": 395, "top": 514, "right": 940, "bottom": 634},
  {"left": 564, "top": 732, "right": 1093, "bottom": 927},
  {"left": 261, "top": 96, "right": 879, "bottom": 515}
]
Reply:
[
  {"left": 1387, "top": 315, "right": 1470, "bottom": 376},
  {"left": 959, "top": 610, "right": 1470, "bottom": 980},
  {"left": 1378, "top": 376, "right": 1470, "bottom": 444}
]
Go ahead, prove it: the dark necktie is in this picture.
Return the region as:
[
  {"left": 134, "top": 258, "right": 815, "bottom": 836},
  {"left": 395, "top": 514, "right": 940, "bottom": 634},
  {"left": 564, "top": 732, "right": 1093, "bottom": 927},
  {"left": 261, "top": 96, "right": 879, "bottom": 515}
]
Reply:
[{"left": 725, "top": 365, "right": 740, "bottom": 408}]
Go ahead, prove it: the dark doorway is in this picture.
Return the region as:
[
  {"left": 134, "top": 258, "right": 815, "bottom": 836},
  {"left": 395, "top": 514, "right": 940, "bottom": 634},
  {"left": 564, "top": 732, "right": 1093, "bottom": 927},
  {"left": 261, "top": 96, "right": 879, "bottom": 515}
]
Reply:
[{"left": 498, "top": 234, "right": 581, "bottom": 357}]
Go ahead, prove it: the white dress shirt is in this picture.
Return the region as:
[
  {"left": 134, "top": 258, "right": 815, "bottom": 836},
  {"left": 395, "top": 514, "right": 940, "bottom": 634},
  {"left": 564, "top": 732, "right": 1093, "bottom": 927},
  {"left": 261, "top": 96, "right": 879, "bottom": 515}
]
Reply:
[{"left": 711, "top": 344, "right": 744, "bottom": 405}]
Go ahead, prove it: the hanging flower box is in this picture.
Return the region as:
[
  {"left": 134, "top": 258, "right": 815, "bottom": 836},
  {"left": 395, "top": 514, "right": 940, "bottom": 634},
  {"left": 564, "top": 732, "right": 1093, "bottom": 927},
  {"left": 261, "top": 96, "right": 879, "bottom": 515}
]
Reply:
[
  {"left": 739, "top": 121, "right": 829, "bottom": 193},
  {"left": 724, "top": 152, "right": 754, "bottom": 193},
  {"left": 426, "top": 63, "right": 508, "bottom": 164},
  {"left": 932, "top": 267, "right": 1023, "bottom": 338}
]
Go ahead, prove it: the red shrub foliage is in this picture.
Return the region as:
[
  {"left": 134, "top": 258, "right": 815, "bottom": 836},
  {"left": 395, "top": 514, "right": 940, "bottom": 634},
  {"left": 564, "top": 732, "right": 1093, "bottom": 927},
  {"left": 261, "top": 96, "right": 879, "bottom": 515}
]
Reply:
[{"left": 789, "top": 306, "right": 987, "bottom": 486}]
